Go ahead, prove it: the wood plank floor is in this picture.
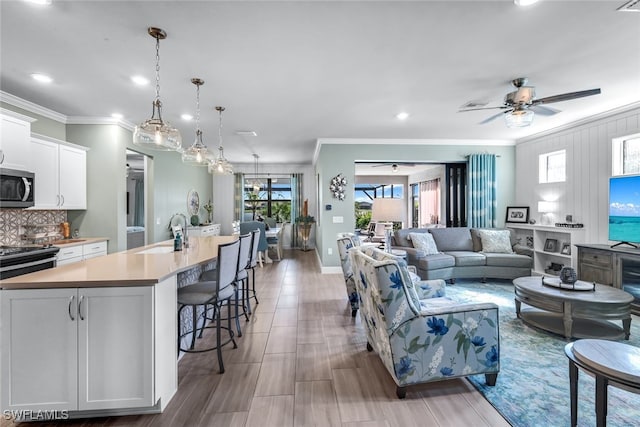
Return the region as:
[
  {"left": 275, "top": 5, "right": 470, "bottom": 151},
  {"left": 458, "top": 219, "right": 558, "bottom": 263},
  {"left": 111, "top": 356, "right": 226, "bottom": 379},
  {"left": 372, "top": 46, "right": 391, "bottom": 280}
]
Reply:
[{"left": 2, "top": 250, "right": 509, "bottom": 427}]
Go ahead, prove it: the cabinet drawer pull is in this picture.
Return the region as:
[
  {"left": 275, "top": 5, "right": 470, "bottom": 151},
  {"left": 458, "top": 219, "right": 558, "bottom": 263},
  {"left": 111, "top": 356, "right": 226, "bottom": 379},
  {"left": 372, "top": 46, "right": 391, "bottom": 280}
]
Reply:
[
  {"left": 68, "top": 295, "right": 75, "bottom": 321},
  {"left": 78, "top": 295, "right": 85, "bottom": 320}
]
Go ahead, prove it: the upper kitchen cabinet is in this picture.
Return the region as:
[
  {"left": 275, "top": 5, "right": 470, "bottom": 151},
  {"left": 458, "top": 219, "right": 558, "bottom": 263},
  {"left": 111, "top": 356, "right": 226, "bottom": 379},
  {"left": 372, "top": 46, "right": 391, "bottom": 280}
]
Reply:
[
  {"left": 30, "top": 134, "right": 87, "bottom": 210},
  {"left": 0, "top": 110, "right": 35, "bottom": 171}
]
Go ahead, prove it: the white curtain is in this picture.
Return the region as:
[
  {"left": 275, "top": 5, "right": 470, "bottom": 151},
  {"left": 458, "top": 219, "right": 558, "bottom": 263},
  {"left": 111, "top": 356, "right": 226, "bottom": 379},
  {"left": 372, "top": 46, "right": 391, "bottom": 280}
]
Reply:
[{"left": 419, "top": 179, "right": 440, "bottom": 226}]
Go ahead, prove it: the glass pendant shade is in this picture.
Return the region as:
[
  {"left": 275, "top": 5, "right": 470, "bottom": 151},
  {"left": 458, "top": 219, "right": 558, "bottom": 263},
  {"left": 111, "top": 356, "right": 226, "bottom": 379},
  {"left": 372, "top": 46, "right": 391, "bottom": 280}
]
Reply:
[
  {"left": 249, "top": 153, "right": 263, "bottom": 192},
  {"left": 182, "top": 78, "right": 211, "bottom": 165},
  {"left": 505, "top": 109, "right": 534, "bottom": 128},
  {"left": 182, "top": 130, "right": 212, "bottom": 165},
  {"left": 209, "top": 106, "right": 233, "bottom": 175},
  {"left": 133, "top": 27, "right": 182, "bottom": 151}
]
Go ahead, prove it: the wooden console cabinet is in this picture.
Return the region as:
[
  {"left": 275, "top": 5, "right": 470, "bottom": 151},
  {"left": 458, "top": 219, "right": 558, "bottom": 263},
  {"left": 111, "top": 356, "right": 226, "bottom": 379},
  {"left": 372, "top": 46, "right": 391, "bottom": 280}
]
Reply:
[{"left": 576, "top": 244, "right": 640, "bottom": 315}]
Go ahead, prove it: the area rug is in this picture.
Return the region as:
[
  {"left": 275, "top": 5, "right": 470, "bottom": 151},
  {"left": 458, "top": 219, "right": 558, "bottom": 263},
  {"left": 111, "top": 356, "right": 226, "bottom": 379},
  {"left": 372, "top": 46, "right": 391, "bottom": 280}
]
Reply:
[{"left": 446, "top": 279, "right": 640, "bottom": 427}]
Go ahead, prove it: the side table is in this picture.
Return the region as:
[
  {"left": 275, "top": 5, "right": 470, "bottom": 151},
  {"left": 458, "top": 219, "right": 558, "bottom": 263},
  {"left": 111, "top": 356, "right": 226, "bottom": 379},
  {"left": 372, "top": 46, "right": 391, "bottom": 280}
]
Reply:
[
  {"left": 391, "top": 249, "right": 407, "bottom": 260},
  {"left": 564, "top": 339, "right": 640, "bottom": 427}
]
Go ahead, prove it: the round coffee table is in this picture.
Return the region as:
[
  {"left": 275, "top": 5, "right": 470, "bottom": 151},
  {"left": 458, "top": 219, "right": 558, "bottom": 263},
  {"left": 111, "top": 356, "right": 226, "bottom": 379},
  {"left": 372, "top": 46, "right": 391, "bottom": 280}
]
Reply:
[
  {"left": 565, "top": 339, "right": 640, "bottom": 427},
  {"left": 513, "top": 276, "right": 633, "bottom": 340}
]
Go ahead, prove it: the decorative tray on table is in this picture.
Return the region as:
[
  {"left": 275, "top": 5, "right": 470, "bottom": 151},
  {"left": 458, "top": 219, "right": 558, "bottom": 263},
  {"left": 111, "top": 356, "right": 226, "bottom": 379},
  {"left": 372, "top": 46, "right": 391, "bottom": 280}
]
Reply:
[{"left": 542, "top": 277, "right": 595, "bottom": 291}]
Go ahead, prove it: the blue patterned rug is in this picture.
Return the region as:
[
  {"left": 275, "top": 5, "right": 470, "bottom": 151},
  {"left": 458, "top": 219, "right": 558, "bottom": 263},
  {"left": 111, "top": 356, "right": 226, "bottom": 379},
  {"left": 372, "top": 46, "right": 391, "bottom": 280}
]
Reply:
[{"left": 447, "top": 280, "right": 640, "bottom": 427}]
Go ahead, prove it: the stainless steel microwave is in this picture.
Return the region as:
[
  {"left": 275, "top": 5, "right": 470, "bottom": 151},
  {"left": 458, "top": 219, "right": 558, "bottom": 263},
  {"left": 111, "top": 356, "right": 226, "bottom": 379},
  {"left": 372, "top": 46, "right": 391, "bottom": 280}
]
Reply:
[{"left": 0, "top": 168, "right": 35, "bottom": 208}]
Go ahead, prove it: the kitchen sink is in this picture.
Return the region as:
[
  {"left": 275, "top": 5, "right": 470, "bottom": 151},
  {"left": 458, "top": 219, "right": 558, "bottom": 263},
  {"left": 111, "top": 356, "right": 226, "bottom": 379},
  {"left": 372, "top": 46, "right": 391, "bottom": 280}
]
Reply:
[
  {"left": 52, "top": 239, "right": 86, "bottom": 245},
  {"left": 135, "top": 246, "right": 174, "bottom": 255}
]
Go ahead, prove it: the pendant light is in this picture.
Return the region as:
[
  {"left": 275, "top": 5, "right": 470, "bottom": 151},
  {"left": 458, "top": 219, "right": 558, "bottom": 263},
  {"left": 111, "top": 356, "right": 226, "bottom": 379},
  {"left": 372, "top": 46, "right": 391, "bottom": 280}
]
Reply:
[
  {"left": 133, "top": 27, "right": 182, "bottom": 151},
  {"left": 249, "top": 154, "right": 264, "bottom": 193},
  {"left": 182, "top": 78, "right": 212, "bottom": 165},
  {"left": 209, "top": 106, "right": 234, "bottom": 175}
]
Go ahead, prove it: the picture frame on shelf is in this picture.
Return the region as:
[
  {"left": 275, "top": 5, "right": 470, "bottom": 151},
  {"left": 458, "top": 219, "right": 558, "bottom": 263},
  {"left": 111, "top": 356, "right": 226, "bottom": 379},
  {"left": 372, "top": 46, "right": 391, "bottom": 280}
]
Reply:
[
  {"left": 544, "top": 238, "right": 558, "bottom": 252},
  {"left": 561, "top": 243, "right": 571, "bottom": 255},
  {"left": 506, "top": 206, "right": 530, "bottom": 223}
]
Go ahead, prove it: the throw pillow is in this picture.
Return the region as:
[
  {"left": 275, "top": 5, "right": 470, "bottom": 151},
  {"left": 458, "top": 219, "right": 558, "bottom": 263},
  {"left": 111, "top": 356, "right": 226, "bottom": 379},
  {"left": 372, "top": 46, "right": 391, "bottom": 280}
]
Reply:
[
  {"left": 478, "top": 229, "right": 513, "bottom": 253},
  {"left": 409, "top": 232, "right": 439, "bottom": 255}
]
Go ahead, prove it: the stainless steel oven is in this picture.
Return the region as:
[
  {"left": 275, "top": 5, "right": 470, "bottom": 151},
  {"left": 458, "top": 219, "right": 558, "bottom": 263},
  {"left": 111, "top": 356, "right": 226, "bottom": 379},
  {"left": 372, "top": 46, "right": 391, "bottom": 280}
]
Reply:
[
  {"left": 0, "top": 246, "right": 59, "bottom": 280},
  {"left": 0, "top": 167, "right": 35, "bottom": 208}
]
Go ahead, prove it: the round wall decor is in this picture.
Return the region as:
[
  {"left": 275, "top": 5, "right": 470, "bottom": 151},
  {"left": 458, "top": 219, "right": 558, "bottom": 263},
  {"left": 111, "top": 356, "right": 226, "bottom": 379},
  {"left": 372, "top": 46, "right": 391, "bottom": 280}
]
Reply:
[
  {"left": 187, "top": 189, "right": 200, "bottom": 215},
  {"left": 330, "top": 174, "right": 347, "bottom": 201}
]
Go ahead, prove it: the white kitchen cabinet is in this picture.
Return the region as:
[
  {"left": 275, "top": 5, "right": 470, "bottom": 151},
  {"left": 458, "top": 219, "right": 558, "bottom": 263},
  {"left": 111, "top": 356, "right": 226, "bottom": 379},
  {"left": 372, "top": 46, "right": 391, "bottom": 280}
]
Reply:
[
  {"left": 187, "top": 223, "right": 221, "bottom": 237},
  {"left": 0, "top": 288, "right": 78, "bottom": 411},
  {"left": 30, "top": 134, "right": 87, "bottom": 210},
  {"left": 1, "top": 286, "right": 154, "bottom": 412},
  {"left": 82, "top": 241, "right": 107, "bottom": 260},
  {"left": 56, "top": 244, "right": 84, "bottom": 266},
  {"left": 56, "top": 241, "right": 108, "bottom": 266},
  {"left": 0, "top": 111, "right": 34, "bottom": 171}
]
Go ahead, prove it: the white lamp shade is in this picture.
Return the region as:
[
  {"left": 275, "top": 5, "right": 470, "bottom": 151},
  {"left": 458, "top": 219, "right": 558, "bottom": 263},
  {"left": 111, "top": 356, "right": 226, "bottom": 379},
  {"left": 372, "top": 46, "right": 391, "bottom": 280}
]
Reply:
[
  {"left": 372, "top": 198, "right": 406, "bottom": 223},
  {"left": 538, "top": 201, "right": 557, "bottom": 213}
]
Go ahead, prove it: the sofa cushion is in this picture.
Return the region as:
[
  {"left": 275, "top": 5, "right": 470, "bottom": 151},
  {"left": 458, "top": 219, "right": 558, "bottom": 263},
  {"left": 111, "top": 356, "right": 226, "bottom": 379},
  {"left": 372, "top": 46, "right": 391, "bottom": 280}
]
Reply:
[
  {"left": 409, "top": 232, "right": 439, "bottom": 255},
  {"left": 393, "top": 228, "right": 427, "bottom": 248},
  {"left": 478, "top": 229, "right": 514, "bottom": 253},
  {"left": 446, "top": 251, "right": 486, "bottom": 267},
  {"left": 415, "top": 253, "right": 455, "bottom": 270},
  {"left": 428, "top": 227, "right": 473, "bottom": 252},
  {"left": 484, "top": 253, "right": 532, "bottom": 268},
  {"left": 471, "top": 228, "right": 517, "bottom": 252}
]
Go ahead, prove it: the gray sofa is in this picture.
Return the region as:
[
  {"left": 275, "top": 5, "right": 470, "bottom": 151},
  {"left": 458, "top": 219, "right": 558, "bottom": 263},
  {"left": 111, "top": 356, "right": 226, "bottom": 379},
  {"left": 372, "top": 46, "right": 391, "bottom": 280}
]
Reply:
[{"left": 392, "top": 227, "right": 533, "bottom": 281}]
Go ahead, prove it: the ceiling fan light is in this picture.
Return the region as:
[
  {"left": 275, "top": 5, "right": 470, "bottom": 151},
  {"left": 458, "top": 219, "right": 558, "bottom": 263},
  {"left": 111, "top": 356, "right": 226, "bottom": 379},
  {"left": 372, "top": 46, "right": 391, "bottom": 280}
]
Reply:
[{"left": 505, "top": 109, "right": 534, "bottom": 128}]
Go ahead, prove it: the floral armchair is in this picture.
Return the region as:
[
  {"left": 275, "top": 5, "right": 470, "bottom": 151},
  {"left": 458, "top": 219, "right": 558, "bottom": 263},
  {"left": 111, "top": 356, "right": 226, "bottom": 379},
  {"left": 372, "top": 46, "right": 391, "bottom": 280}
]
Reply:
[
  {"left": 336, "top": 235, "right": 361, "bottom": 317},
  {"left": 350, "top": 246, "right": 500, "bottom": 398}
]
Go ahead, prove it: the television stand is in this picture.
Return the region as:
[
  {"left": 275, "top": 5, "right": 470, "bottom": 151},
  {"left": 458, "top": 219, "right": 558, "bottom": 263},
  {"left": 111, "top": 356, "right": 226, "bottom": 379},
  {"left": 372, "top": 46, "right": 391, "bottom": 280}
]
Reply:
[{"left": 611, "top": 241, "right": 638, "bottom": 249}]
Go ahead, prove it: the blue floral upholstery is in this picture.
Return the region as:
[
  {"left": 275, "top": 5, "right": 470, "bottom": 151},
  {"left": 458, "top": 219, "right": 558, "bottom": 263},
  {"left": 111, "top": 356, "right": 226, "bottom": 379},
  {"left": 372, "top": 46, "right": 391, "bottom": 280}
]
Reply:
[
  {"left": 350, "top": 246, "right": 500, "bottom": 398},
  {"left": 337, "top": 235, "right": 360, "bottom": 317}
]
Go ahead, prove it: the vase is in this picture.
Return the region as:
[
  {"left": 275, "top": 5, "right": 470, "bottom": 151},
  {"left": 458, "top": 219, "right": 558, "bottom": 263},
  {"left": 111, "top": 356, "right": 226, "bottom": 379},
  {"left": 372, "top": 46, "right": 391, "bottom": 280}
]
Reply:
[{"left": 298, "top": 223, "right": 313, "bottom": 251}]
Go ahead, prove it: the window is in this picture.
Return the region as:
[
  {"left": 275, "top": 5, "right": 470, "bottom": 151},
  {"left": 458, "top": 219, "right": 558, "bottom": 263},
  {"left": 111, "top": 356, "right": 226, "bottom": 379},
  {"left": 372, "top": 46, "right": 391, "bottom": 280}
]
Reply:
[
  {"left": 243, "top": 177, "right": 291, "bottom": 222},
  {"left": 539, "top": 150, "right": 566, "bottom": 183},
  {"left": 612, "top": 134, "right": 640, "bottom": 176}
]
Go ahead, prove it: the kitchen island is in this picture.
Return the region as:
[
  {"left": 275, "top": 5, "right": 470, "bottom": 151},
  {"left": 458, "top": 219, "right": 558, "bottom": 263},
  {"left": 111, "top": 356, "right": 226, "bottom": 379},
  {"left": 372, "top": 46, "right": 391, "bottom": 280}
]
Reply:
[{"left": 0, "top": 236, "right": 236, "bottom": 421}]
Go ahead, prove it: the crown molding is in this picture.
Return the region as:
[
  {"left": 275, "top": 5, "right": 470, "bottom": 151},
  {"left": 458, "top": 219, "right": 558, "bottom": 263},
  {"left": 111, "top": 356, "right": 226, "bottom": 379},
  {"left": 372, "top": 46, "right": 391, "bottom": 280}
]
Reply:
[
  {"left": 0, "top": 91, "right": 67, "bottom": 123},
  {"left": 0, "top": 107, "right": 38, "bottom": 123},
  {"left": 516, "top": 101, "right": 640, "bottom": 144},
  {"left": 67, "top": 116, "right": 135, "bottom": 132}
]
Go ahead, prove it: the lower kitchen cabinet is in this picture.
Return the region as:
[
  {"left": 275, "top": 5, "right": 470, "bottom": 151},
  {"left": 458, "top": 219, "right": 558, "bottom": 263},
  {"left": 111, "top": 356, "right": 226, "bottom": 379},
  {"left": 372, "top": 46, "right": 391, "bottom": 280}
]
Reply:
[{"left": 1, "top": 286, "right": 154, "bottom": 412}]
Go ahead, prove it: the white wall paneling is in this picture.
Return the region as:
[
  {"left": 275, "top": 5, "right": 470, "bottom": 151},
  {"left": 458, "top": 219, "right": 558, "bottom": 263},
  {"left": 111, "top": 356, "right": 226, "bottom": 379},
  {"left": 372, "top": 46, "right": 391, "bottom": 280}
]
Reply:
[{"left": 515, "top": 106, "right": 640, "bottom": 245}]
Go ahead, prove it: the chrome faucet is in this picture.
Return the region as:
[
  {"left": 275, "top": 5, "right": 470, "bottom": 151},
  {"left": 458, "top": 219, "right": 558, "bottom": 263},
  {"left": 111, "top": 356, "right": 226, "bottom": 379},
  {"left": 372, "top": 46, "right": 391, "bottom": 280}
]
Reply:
[{"left": 177, "top": 213, "right": 189, "bottom": 248}]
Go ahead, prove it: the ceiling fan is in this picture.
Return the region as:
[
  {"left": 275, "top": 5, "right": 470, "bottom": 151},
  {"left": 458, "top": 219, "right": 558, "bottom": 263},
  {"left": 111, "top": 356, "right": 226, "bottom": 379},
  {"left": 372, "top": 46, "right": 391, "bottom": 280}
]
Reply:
[
  {"left": 459, "top": 77, "right": 601, "bottom": 127},
  {"left": 370, "top": 162, "right": 417, "bottom": 173}
]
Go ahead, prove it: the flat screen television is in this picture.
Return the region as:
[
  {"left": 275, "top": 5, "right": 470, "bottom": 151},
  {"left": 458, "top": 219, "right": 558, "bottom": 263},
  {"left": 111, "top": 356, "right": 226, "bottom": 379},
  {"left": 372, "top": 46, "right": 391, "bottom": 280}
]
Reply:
[{"left": 609, "top": 174, "right": 640, "bottom": 248}]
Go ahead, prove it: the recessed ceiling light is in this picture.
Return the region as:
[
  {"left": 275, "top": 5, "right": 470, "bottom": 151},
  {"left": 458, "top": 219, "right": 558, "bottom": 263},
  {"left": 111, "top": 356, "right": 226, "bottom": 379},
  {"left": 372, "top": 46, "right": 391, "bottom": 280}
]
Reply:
[
  {"left": 396, "top": 112, "right": 409, "bottom": 120},
  {"left": 31, "top": 73, "right": 52, "bottom": 83},
  {"left": 130, "top": 75, "right": 149, "bottom": 86},
  {"left": 111, "top": 113, "right": 123, "bottom": 120},
  {"left": 23, "top": 0, "right": 52, "bottom": 5},
  {"left": 181, "top": 114, "right": 193, "bottom": 121},
  {"left": 514, "top": 0, "right": 539, "bottom": 6}
]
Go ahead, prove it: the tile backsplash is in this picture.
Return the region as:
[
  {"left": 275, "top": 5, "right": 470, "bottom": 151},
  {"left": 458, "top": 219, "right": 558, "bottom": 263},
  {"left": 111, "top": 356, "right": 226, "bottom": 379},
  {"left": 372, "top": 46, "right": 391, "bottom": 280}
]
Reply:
[{"left": 0, "top": 209, "right": 67, "bottom": 246}]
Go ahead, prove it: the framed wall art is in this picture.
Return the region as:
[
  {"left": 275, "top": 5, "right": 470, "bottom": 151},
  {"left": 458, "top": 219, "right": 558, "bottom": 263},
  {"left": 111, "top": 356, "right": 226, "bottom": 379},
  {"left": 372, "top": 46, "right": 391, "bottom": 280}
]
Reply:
[{"left": 505, "top": 206, "right": 529, "bottom": 224}]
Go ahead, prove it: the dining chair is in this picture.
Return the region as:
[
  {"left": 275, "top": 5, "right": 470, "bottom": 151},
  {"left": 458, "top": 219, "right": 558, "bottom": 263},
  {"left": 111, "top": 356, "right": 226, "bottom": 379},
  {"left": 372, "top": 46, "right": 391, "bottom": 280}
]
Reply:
[
  {"left": 267, "top": 223, "right": 284, "bottom": 261},
  {"left": 240, "top": 221, "right": 267, "bottom": 267},
  {"left": 177, "top": 239, "right": 240, "bottom": 373},
  {"left": 246, "top": 229, "right": 261, "bottom": 306}
]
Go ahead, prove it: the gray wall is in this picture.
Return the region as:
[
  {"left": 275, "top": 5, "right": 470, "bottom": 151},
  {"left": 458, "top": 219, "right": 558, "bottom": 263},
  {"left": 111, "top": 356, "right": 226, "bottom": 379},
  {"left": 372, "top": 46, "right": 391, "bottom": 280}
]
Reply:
[{"left": 315, "top": 140, "right": 517, "bottom": 270}]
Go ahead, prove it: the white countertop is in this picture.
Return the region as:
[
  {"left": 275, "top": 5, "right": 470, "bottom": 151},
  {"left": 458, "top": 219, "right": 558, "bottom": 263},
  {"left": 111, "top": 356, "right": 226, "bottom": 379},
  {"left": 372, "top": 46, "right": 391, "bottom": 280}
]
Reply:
[{"left": 0, "top": 235, "right": 237, "bottom": 290}]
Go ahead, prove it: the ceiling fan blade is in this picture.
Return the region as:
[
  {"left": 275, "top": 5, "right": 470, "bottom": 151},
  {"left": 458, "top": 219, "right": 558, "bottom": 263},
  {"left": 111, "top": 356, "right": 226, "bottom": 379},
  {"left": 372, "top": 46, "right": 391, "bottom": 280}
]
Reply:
[
  {"left": 458, "top": 106, "right": 508, "bottom": 112},
  {"left": 479, "top": 111, "right": 507, "bottom": 125},
  {"left": 529, "top": 104, "right": 561, "bottom": 116},
  {"left": 533, "top": 88, "right": 601, "bottom": 105}
]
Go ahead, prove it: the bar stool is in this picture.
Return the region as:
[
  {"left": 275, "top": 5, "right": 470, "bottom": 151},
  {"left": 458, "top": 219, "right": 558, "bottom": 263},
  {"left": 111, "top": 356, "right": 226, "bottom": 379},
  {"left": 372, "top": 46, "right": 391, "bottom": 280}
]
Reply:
[
  {"left": 200, "top": 233, "right": 252, "bottom": 337},
  {"left": 246, "top": 229, "right": 261, "bottom": 306},
  {"left": 177, "top": 239, "right": 239, "bottom": 374}
]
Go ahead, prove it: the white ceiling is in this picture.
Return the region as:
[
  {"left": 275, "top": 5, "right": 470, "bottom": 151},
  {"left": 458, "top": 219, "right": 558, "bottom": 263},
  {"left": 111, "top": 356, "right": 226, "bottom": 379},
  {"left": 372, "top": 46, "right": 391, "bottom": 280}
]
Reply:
[{"left": 1, "top": 1, "right": 639, "bottom": 165}]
